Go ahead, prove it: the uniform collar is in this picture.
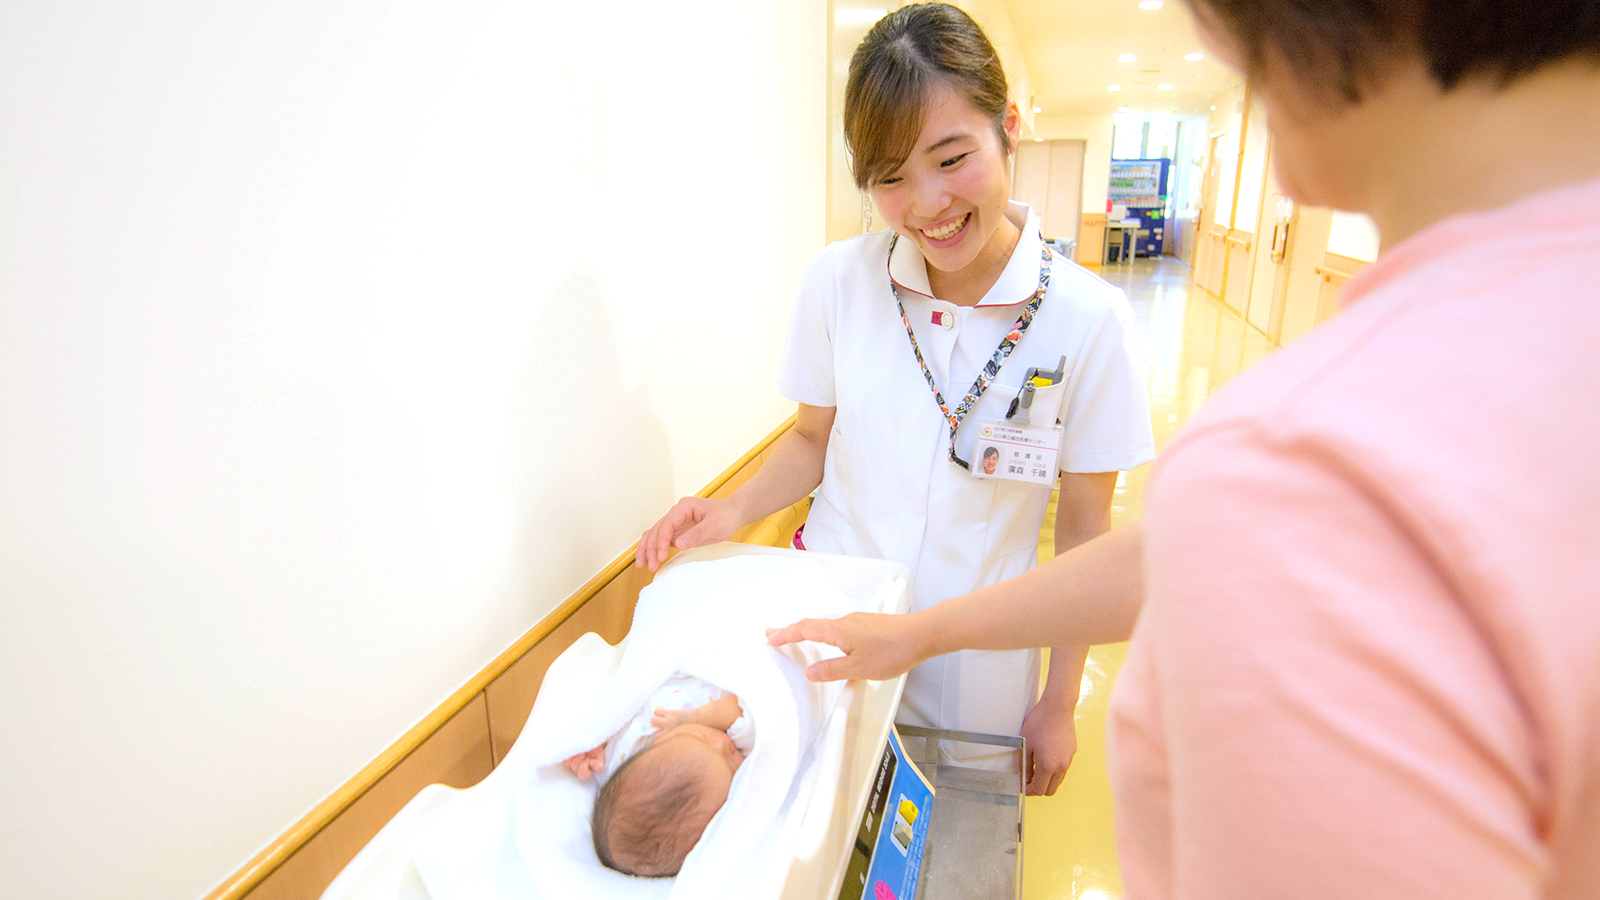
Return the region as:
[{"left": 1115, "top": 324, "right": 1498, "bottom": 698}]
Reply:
[{"left": 887, "top": 201, "right": 1043, "bottom": 308}]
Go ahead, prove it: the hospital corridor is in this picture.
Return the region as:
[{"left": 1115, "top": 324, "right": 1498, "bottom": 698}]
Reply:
[{"left": 1025, "top": 256, "right": 1271, "bottom": 900}]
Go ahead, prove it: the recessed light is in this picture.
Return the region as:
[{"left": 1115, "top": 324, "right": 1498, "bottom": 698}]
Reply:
[
  {"left": 1138, "top": 0, "right": 1163, "bottom": 9},
  {"left": 1185, "top": 52, "right": 1204, "bottom": 61},
  {"left": 1107, "top": 84, "right": 1123, "bottom": 92},
  {"left": 1034, "top": 137, "right": 1044, "bottom": 142},
  {"left": 1157, "top": 83, "right": 1173, "bottom": 91},
  {"left": 1118, "top": 54, "right": 1137, "bottom": 63},
  {"left": 1209, "top": 104, "right": 1217, "bottom": 110},
  {"left": 1033, "top": 105, "right": 1043, "bottom": 113}
]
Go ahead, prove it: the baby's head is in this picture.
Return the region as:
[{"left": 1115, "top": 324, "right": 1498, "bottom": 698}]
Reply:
[{"left": 591, "top": 723, "right": 744, "bottom": 877}]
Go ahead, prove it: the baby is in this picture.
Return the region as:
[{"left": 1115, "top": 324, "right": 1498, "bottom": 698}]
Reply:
[{"left": 563, "top": 674, "right": 753, "bottom": 877}]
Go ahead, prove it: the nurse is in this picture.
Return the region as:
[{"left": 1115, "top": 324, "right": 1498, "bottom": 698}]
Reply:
[{"left": 637, "top": 2, "right": 1153, "bottom": 795}]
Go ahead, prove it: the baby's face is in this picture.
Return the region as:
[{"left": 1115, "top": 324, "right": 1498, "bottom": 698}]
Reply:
[{"left": 650, "top": 723, "right": 743, "bottom": 799}]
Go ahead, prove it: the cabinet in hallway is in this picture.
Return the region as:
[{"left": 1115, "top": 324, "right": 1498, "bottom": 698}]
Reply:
[{"left": 1012, "top": 139, "right": 1085, "bottom": 250}]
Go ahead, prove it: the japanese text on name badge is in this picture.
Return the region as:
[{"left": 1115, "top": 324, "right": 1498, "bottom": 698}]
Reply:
[{"left": 973, "top": 421, "right": 1062, "bottom": 486}]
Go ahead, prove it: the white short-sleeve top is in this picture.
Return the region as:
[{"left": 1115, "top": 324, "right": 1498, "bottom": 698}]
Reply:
[{"left": 776, "top": 201, "right": 1154, "bottom": 737}]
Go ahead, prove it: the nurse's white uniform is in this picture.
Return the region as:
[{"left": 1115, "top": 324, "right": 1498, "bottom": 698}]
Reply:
[{"left": 776, "top": 202, "right": 1155, "bottom": 741}]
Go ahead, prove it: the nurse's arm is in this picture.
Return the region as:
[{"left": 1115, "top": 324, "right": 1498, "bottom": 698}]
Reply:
[
  {"left": 767, "top": 523, "right": 1144, "bottom": 682},
  {"left": 1022, "top": 470, "right": 1118, "bottom": 794},
  {"left": 636, "top": 403, "right": 835, "bottom": 570}
]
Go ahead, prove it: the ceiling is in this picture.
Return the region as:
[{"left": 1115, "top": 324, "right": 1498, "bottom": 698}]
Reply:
[{"left": 1001, "top": 0, "right": 1242, "bottom": 117}]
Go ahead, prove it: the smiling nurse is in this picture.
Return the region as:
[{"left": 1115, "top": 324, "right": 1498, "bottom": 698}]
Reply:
[{"left": 637, "top": 2, "right": 1154, "bottom": 795}]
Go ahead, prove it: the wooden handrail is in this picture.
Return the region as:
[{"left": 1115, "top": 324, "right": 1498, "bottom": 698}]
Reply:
[{"left": 203, "top": 414, "right": 798, "bottom": 900}]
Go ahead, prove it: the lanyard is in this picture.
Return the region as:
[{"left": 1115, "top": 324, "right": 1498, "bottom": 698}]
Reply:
[{"left": 889, "top": 234, "right": 1052, "bottom": 470}]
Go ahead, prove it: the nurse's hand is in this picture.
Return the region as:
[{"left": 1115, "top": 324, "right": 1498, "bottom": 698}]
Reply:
[
  {"left": 635, "top": 497, "right": 744, "bottom": 571},
  {"left": 765, "top": 613, "right": 932, "bottom": 682},
  {"left": 1019, "top": 699, "right": 1077, "bottom": 796}
]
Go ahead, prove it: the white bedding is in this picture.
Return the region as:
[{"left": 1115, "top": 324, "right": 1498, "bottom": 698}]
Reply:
[{"left": 375, "top": 554, "right": 861, "bottom": 900}]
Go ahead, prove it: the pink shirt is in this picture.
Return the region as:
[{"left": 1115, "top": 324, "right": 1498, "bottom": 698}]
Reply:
[{"left": 1110, "top": 175, "right": 1600, "bottom": 900}]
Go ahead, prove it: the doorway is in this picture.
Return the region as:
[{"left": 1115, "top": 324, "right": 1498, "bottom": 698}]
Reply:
[{"left": 1012, "top": 139, "right": 1085, "bottom": 250}]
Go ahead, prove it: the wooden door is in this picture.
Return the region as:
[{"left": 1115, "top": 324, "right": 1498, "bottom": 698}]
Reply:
[
  {"left": 1012, "top": 142, "right": 1051, "bottom": 229},
  {"left": 1047, "top": 140, "right": 1085, "bottom": 247}
]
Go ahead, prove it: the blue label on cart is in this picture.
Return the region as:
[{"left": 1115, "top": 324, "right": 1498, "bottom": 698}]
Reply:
[{"left": 836, "top": 727, "right": 935, "bottom": 900}]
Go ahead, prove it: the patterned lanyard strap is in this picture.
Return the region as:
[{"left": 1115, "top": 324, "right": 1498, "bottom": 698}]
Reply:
[{"left": 889, "top": 234, "right": 1052, "bottom": 470}]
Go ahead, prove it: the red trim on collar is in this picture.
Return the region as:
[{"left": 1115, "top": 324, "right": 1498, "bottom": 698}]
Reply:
[
  {"left": 886, "top": 236, "right": 1056, "bottom": 308},
  {"left": 886, "top": 250, "right": 935, "bottom": 301}
]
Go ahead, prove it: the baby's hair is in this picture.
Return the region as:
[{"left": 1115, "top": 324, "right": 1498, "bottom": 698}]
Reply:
[{"left": 591, "top": 745, "right": 718, "bottom": 877}]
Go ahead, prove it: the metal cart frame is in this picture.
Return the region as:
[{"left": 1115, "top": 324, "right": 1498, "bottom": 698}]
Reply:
[{"left": 896, "top": 725, "right": 1027, "bottom": 900}]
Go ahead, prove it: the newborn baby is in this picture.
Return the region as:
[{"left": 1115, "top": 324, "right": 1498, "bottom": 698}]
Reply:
[{"left": 563, "top": 674, "right": 753, "bottom": 877}]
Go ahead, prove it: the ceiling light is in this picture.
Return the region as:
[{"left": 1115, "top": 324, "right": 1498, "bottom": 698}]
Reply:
[
  {"left": 1034, "top": 137, "right": 1044, "bottom": 142},
  {"left": 1157, "top": 83, "right": 1173, "bottom": 91},
  {"left": 1209, "top": 104, "right": 1217, "bottom": 110},
  {"left": 1185, "top": 52, "right": 1204, "bottom": 61},
  {"left": 1118, "top": 54, "right": 1137, "bottom": 63},
  {"left": 1107, "top": 84, "right": 1122, "bottom": 92},
  {"left": 1138, "top": 0, "right": 1163, "bottom": 9},
  {"left": 1033, "top": 105, "right": 1043, "bottom": 113}
]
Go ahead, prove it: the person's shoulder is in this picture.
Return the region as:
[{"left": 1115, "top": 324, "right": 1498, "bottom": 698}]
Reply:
[
  {"left": 1041, "top": 253, "right": 1135, "bottom": 332},
  {"left": 808, "top": 228, "right": 894, "bottom": 267},
  {"left": 798, "top": 229, "right": 894, "bottom": 291}
]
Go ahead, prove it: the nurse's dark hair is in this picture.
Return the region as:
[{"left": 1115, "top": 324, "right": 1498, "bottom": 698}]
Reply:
[
  {"left": 1186, "top": 0, "right": 1600, "bottom": 105},
  {"left": 844, "top": 2, "right": 1011, "bottom": 189}
]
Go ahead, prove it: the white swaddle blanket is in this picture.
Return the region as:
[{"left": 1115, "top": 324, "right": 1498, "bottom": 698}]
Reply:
[{"left": 398, "top": 554, "right": 858, "bottom": 900}]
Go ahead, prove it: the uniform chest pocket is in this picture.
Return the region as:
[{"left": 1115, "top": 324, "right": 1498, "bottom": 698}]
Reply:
[
  {"left": 974, "top": 379, "right": 1068, "bottom": 566},
  {"left": 998, "top": 378, "right": 1068, "bottom": 427}
]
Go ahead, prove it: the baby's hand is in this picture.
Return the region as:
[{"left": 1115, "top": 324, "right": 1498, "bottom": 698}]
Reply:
[
  {"left": 650, "top": 694, "right": 744, "bottom": 732},
  {"left": 562, "top": 743, "right": 607, "bottom": 780},
  {"left": 649, "top": 706, "right": 695, "bottom": 730}
]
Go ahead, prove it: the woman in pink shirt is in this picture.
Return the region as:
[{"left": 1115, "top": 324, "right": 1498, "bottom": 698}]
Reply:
[{"left": 771, "top": 1, "right": 1600, "bottom": 897}]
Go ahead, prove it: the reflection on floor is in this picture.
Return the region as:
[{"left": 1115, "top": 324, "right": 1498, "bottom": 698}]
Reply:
[{"left": 1022, "top": 256, "right": 1275, "bottom": 900}]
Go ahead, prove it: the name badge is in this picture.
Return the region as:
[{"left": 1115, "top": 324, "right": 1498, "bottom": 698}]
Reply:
[{"left": 971, "top": 420, "right": 1063, "bottom": 486}]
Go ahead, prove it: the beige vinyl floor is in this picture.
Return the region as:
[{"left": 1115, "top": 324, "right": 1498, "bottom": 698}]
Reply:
[{"left": 1021, "top": 255, "right": 1275, "bottom": 900}]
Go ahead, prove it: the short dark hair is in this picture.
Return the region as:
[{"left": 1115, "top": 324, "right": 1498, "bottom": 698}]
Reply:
[
  {"left": 843, "top": 2, "right": 1011, "bottom": 189},
  {"left": 1187, "top": 0, "right": 1600, "bottom": 103},
  {"left": 982, "top": 446, "right": 1000, "bottom": 460},
  {"left": 591, "top": 747, "right": 715, "bottom": 877}
]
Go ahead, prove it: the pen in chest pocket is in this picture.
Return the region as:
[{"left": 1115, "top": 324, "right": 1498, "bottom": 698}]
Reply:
[{"left": 1005, "top": 355, "right": 1067, "bottom": 426}]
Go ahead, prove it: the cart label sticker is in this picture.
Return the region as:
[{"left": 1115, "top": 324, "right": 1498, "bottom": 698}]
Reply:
[{"left": 838, "top": 727, "right": 935, "bottom": 900}]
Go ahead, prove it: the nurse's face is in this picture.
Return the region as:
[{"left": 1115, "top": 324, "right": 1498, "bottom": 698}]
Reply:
[{"left": 869, "top": 82, "right": 1022, "bottom": 278}]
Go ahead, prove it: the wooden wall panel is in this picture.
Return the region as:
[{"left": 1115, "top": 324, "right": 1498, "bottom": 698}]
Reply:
[
  {"left": 245, "top": 696, "right": 493, "bottom": 900},
  {"left": 1076, "top": 213, "right": 1107, "bottom": 266},
  {"left": 484, "top": 565, "right": 648, "bottom": 764},
  {"left": 1202, "top": 229, "right": 1228, "bottom": 298},
  {"left": 1222, "top": 231, "right": 1255, "bottom": 316},
  {"left": 1313, "top": 252, "right": 1368, "bottom": 325}
]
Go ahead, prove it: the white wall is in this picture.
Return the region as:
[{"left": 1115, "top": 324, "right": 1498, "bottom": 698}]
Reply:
[
  {"left": 1234, "top": 93, "right": 1272, "bottom": 234},
  {"left": 0, "top": 3, "right": 827, "bottom": 899},
  {"left": 1031, "top": 113, "right": 1117, "bottom": 215},
  {"left": 1209, "top": 85, "right": 1248, "bottom": 228},
  {"left": 1328, "top": 211, "right": 1383, "bottom": 261}
]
